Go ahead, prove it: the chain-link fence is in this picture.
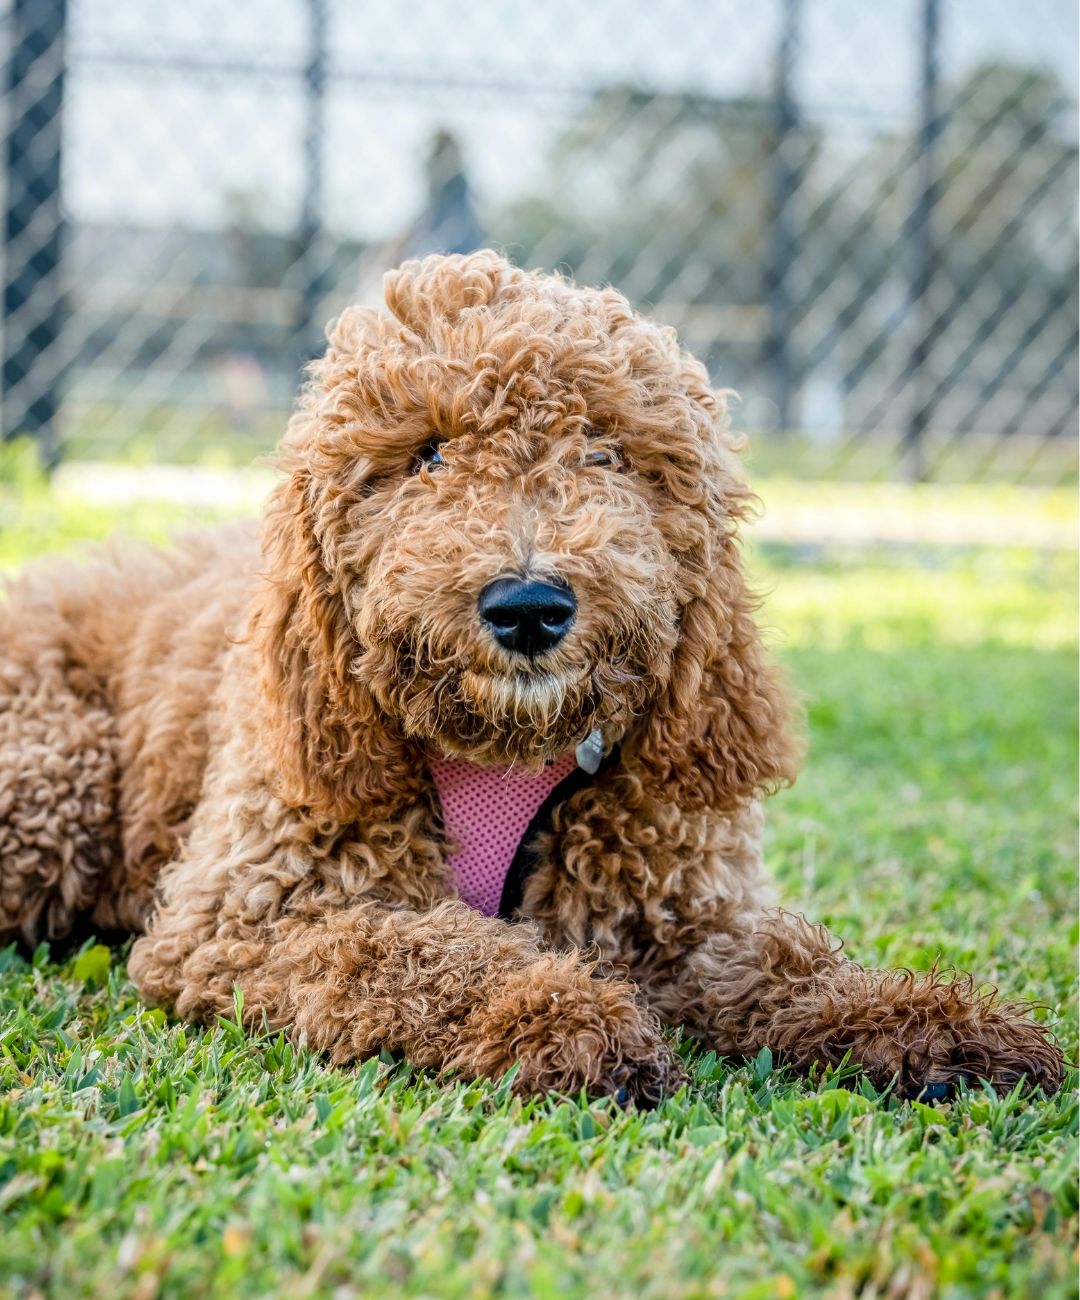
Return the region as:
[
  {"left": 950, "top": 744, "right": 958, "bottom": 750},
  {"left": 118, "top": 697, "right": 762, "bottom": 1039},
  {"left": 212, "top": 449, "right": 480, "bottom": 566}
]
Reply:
[{"left": 1, "top": 0, "right": 1077, "bottom": 480}]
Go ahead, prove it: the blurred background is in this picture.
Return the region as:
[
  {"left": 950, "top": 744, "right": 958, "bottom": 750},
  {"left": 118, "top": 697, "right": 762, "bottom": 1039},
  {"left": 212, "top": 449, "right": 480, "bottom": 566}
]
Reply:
[{"left": 0, "top": 0, "right": 1076, "bottom": 492}]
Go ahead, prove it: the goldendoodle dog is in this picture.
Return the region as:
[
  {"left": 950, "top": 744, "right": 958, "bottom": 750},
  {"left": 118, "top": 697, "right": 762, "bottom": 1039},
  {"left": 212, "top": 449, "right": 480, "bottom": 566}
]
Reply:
[{"left": 0, "top": 251, "right": 1063, "bottom": 1104}]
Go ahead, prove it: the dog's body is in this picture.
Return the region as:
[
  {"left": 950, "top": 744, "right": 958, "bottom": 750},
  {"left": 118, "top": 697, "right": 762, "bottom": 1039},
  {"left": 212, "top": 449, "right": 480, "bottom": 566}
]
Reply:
[{"left": 0, "top": 253, "right": 1062, "bottom": 1102}]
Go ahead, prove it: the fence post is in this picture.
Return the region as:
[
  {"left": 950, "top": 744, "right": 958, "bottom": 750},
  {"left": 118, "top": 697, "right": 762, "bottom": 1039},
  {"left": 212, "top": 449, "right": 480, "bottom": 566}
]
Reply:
[
  {"left": 904, "top": 0, "right": 943, "bottom": 481},
  {"left": 2, "top": 0, "right": 67, "bottom": 465},
  {"left": 764, "top": 0, "right": 801, "bottom": 434},
  {"left": 295, "top": 0, "right": 328, "bottom": 366}
]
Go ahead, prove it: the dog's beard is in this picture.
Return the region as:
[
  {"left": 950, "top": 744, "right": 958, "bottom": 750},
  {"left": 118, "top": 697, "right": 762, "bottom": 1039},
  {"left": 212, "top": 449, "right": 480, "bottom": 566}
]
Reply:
[{"left": 356, "top": 621, "right": 672, "bottom": 770}]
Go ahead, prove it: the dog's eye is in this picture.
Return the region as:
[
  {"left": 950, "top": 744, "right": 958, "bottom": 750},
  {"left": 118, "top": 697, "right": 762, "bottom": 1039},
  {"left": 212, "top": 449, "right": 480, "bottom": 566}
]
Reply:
[
  {"left": 414, "top": 441, "right": 445, "bottom": 472},
  {"left": 585, "top": 447, "right": 621, "bottom": 469}
]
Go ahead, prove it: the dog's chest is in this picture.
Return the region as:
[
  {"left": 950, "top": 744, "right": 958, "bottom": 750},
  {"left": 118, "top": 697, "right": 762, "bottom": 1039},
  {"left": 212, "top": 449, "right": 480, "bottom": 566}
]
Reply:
[{"left": 428, "top": 751, "right": 584, "bottom": 918}]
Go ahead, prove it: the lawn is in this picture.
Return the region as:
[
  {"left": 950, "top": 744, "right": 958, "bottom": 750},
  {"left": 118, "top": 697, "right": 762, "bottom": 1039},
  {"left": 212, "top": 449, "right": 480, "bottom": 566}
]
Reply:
[{"left": 0, "top": 480, "right": 1077, "bottom": 1299}]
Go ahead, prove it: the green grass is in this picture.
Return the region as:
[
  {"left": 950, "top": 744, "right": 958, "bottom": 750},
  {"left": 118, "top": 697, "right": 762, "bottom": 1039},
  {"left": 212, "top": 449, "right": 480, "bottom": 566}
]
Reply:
[
  {"left": 1, "top": 483, "right": 1077, "bottom": 1298},
  {"left": 743, "top": 428, "right": 1078, "bottom": 486},
  {"left": 0, "top": 449, "right": 236, "bottom": 572}
]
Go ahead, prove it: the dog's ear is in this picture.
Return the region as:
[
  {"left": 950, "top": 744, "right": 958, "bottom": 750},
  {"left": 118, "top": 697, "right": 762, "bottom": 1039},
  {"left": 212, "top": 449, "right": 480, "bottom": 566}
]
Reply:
[
  {"left": 249, "top": 465, "right": 423, "bottom": 822},
  {"left": 626, "top": 379, "right": 801, "bottom": 813},
  {"left": 383, "top": 250, "right": 523, "bottom": 339},
  {"left": 631, "top": 534, "right": 801, "bottom": 813}
]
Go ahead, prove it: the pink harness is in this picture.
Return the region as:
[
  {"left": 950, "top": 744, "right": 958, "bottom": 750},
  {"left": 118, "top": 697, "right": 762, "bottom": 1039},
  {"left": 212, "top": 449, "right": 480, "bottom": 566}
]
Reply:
[{"left": 428, "top": 750, "right": 580, "bottom": 916}]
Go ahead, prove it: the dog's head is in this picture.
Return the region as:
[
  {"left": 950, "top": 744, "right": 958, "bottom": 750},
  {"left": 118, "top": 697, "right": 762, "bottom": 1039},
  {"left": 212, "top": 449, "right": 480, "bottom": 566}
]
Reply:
[{"left": 253, "top": 251, "right": 798, "bottom": 818}]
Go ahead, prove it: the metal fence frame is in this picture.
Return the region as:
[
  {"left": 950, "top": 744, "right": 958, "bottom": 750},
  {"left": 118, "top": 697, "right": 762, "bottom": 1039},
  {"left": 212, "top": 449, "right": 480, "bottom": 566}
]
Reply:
[{"left": 1, "top": 0, "right": 1076, "bottom": 479}]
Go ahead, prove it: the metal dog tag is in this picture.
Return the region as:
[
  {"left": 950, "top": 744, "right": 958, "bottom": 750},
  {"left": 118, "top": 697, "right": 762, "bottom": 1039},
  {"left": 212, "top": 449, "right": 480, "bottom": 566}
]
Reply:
[{"left": 575, "top": 728, "right": 604, "bottom": 775}]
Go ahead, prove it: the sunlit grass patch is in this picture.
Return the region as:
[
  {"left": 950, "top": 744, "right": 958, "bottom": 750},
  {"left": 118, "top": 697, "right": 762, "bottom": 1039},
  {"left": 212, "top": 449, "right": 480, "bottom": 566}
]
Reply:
[{"left": 1, "top": 487, "right": 1076, "bottom": 1298}]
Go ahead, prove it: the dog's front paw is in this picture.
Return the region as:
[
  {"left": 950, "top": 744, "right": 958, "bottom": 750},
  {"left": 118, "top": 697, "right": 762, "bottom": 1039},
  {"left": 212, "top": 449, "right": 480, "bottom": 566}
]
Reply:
[
  {"left": 830, "top": 969, "right": 1065, "bottom": 1100},
  {"left": 902, "top": 1008, "right": 1064, "bottom": 1100},
  {"left": 457, "top": 956, "right": 682, "bottom": 1107}
]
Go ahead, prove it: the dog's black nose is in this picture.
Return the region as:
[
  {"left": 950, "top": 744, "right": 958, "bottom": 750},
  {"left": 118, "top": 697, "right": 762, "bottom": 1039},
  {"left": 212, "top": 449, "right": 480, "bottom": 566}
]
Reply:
[{"left": 478, "top": 578, "right": 577, "bottom": 658}]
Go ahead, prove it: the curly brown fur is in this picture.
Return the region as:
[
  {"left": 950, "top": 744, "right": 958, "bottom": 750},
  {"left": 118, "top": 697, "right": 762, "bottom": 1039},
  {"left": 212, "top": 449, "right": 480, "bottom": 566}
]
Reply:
[{"left": 0, "top": 251, "right": 1063, "bottom": 1103}]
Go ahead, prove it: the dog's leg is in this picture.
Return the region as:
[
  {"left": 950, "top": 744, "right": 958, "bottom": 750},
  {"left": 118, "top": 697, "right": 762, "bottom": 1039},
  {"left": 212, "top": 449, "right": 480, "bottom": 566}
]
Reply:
[
  {"left": 132, "top": 899, "right": 677, "bottom": 1103},
  {"left": 127, "top": 781, "right": 678, "bottom": 1103},
  {"left": 643, "top": 910, "right": 1064, "bottom": 1097}
]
